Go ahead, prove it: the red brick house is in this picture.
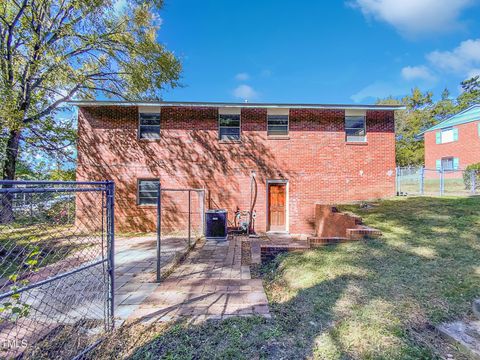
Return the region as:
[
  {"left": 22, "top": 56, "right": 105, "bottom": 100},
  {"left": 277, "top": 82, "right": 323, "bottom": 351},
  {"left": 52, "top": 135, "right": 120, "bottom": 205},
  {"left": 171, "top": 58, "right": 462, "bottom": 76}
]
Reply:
[
  {"left": 72, "top": 101, "right": 401, "bottom": 235},
  {"left": 424, "top": 105, "right": 480, "bottom": 172}
]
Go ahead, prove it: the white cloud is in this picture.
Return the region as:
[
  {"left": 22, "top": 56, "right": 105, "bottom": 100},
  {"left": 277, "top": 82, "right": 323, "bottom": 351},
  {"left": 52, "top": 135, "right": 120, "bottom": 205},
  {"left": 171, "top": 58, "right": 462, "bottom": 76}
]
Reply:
[
  {"left": 401, "top": 65, "right": 436, "bottom": 82},
  {"left": 235, "top": 72, "right": 250, "bottom": 81},
  {"left": 349, "top": 0, "right": 474, "bottom": 36},
  {"left": 233, "top": 85, "right": 258, "bottom": 100},
  {"left": 351, "top": 81, "right": 409, "bottom": 103},
  {"left": 426, "top": 39, "right": 480, "bottom": 75}
]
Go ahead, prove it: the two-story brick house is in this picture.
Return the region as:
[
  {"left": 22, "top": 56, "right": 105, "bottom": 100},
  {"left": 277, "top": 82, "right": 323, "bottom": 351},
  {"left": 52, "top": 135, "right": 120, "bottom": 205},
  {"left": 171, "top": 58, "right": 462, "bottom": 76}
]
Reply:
[
  {"left": 72, "top": 101, "right": 401, "bottom": 235},
  {"left": 424, "top": 105, "right": 480, "bottom": 172}
]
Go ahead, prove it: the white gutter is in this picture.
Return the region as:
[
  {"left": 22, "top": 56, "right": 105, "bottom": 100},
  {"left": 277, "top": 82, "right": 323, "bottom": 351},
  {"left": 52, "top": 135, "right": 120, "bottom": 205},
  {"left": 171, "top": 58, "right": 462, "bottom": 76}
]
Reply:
[{"left": 68, "top": 100, "right": 405, "bottom": 111}]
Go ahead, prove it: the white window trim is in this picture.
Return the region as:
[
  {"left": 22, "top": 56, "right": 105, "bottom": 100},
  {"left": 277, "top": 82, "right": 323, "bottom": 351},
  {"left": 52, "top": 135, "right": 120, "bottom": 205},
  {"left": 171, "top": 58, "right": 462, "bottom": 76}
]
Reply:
[
  {"left": 138, "top": 106, "right": 161, "bottom": 141},
  {"left": 267, "top": 108, "right": 289, "bottom": 137},
  {"left": 218, "top": 107, "right": 241, "bottom": 141}
]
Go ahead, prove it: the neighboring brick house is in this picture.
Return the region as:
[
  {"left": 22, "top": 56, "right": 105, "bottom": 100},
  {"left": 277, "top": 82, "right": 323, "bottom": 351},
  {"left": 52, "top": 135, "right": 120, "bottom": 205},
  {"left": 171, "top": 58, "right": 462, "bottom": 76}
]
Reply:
[
  {"left": 423, "top": 105, "right": 480, "bottom": 173},
  {"left": 72, "top": 101, "right": 401, "bottom": 235}
]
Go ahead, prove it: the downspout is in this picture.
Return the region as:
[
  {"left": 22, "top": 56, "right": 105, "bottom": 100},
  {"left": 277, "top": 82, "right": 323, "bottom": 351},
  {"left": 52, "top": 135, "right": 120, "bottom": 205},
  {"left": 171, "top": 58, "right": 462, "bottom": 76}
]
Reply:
[{"left": 248, "top": 171, "right": 257, "bottom": 235}]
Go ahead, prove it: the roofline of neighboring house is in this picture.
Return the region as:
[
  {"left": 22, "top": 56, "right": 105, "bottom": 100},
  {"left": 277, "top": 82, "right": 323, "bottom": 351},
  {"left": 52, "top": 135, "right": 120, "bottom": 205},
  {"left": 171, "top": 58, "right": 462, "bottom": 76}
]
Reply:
[
  {"left": 419, "top": 103, "right": 480, "bottom": 136},
  {"left": 68, "top": 100, "right": 405, "bottom": 111}
]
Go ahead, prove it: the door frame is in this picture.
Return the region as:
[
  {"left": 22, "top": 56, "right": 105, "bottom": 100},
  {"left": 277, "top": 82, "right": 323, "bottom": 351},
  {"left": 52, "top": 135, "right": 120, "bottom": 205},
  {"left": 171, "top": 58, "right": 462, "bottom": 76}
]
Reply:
[{"left": 266, "top": 179, "right": 289, "bottom": 233}]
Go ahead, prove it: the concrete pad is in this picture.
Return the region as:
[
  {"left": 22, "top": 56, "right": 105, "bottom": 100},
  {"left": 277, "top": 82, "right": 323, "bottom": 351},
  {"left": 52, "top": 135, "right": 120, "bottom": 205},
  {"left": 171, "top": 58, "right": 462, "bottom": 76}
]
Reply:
[{"left": 437, "top": 320, "right": 480, "bottom": 358}]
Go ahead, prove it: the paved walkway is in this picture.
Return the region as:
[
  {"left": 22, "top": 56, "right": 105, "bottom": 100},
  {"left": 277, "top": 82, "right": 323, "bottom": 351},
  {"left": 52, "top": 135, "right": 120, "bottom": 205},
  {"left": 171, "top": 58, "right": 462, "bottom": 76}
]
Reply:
[
  {"left": 127, "top": 236, "right": 270, "bottom": 323},
  {"left": 114, "top": 235, "right": 190, "bottom": 320}
]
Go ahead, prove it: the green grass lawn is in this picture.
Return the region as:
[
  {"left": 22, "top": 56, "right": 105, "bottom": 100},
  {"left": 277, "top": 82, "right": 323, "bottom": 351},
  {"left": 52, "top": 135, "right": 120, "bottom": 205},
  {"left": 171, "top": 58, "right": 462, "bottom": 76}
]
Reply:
[
  {"left": 398, "top": 178, "right": 472, "bottom": 196},
  {"left": 87, "top": 196, "right": 480, "bottom": 360}
]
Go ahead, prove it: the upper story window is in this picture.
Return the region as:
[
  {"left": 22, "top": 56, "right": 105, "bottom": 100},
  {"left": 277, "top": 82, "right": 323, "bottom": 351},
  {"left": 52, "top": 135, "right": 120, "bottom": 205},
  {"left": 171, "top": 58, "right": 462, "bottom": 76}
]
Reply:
[
  {"left": 345, "top": 110, "right": 366, "bottom": 142},
  {"left": 267, "top": 109, "right": 289, "bottom": 136},
  {"left": 219, "top": 108, "right": 241, "bottom": 141},
  {"left": 436, "top": 127, "right": 458, "bottom": 144},
  {"left": 138, "top": 179, "right": 159, "bottom": 205},
  {"left": 139, "top": 110, "right": 161, "bottom": 139}
]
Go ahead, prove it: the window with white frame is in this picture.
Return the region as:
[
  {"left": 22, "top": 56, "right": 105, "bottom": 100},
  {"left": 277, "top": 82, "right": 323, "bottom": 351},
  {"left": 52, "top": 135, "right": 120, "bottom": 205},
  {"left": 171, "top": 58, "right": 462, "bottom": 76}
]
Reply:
[
  {"left": 219, "top": 109, "right": 241, "bottom": 141},
  {"left": 441, "top": 157, "right": 454, "bottom": 170},
  {"left": 139, "top": 112, "right": 160, "bottom": 139},
  {"left": 267, "top": 109, "right": 289, "bottom": 136},
  {"left": 440, "top": 127, "right": 454, "bottom": 143},
  {"left": 345, "top": 110, "right": 366, "bottom": 142},
  {"left": 137, "top": 179, "right": 159, "bottom": 205}
]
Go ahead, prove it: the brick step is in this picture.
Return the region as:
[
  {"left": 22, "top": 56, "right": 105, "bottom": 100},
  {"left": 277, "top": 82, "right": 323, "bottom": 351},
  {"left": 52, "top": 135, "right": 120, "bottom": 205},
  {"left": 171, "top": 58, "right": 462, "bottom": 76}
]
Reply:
[
  {"left": 351, "top": 214, "right": 363, "bottom": 225},
  {"left": 346, "top": 226, "right": 382, "bottom": 240}
]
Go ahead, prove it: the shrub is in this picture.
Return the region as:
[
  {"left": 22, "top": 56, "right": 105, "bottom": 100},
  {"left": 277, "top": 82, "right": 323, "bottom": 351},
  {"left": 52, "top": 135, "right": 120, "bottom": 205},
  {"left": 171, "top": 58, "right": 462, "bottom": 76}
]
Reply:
[{"left": 463, "top": 163, "right": 480, "bottom": 190}]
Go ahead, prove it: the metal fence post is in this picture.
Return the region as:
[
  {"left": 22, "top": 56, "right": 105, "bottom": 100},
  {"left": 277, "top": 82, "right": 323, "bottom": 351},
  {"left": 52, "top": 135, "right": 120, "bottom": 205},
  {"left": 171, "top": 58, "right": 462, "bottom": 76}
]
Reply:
[
  {"left": 156, "top": 183, "right": 161, "bottom": 283},
  {"left": 201, "top": 190, "right": 205, "bottom": 237},
  {"left": 188, "top": 190, "right": 191, "bottom": 248},
  {"left": 470, "top": 170, "right": 476, "bottom": 195},
  {"left": 396, "top": 167, "right": 400, "bottom": 195},
  {"left": 420, "top": 167, "right": 425, "bottom": 195},
  {"left": 440, "top": 169, "right": 444, "bottom": 196},
  {"left": 106, "top": 180, "right": 115, "bottom": 327}
]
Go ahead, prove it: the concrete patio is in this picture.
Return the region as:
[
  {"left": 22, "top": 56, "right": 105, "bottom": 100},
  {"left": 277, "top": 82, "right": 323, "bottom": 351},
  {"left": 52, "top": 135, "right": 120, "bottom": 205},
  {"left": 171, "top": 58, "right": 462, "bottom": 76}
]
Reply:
[{"left": 114, "top": 235, "right": 270, "bottom": 323}]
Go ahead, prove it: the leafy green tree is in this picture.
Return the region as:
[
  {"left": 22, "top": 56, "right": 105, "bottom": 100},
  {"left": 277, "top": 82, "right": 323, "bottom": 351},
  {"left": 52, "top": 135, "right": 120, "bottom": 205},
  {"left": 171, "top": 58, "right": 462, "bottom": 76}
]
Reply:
[
  {"left": 457, "top": 75, "right": 480, "bottom": 109},
  {"left": 0, "top": 0, "right": 181, "bottom": 184},
  {"left": 378, "top": 88, "right": 435, "bottom": 166}
]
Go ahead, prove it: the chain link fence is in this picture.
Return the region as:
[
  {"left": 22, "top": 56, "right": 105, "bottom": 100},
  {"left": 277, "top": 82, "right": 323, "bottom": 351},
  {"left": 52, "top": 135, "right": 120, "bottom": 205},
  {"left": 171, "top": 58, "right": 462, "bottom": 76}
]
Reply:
[
  {"left": 0, "top": 180, "right": 114, "bottom": 359},
  {"left": 156, "top": 187, "right": 205, "bottom": 281},
  {"left": 396, "top": 167, "right": 479, "bottom": 196}
]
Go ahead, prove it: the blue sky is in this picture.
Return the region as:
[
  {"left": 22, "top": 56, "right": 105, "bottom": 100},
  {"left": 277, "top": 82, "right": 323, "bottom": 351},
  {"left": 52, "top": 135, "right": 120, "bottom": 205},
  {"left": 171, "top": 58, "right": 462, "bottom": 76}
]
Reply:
[{"left": 154, "top": 0, "right": 480, "bottom": 104}]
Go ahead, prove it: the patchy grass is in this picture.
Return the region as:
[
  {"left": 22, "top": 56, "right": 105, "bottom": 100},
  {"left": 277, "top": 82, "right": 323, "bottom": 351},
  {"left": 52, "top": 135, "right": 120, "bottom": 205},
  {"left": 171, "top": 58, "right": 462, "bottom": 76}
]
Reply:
[
  {"left": 0, "top": 224, "right": 96, "bottom": 279},
  {"left": 90, "top": 196, "right": 480, "bottom": 359}
]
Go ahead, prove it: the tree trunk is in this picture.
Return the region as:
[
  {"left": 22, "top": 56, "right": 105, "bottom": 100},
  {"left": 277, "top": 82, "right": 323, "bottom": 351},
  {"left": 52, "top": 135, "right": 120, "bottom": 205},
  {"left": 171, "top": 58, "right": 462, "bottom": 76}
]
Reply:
[{"left": 0, "top": 129, "right": 21, "bottom": 224}]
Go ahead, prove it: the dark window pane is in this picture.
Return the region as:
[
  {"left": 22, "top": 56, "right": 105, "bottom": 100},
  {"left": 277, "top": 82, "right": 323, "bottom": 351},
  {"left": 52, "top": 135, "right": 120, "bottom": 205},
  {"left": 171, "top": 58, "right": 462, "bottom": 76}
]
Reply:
[
  {"left": 219, "top": 114, "right": 240, "bottom": 127},
  {"left": 442, "top": 158, "right": 453, "bottom": 170},
  {"left": 138, "top": 180, "right": 159, "bottom": 205},
  {"left": 345, "top": 116, "right": 365, "bottom": 129},
  {"left": 268, "top": 125, "right": 288, "bottom": 136},
  {"left": 138, "top": 197, "right": 157, "bottom": 205},
  {"left": 267, "top": 115, "right": 288, "bottom": 126},
  {"left": 219, "top": 127, "right": 240, "bottom": 140},
  {"left": 140, "top": 113, "right": 160, "bottom": 125},
  {"left": 139, "top": 126, "right": 160, "bottom": 139}
]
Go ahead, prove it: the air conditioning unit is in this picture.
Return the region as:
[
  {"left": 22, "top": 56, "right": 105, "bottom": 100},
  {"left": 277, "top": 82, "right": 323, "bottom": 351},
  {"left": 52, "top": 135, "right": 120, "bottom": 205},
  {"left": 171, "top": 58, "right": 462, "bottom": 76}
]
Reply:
[{"left": 205, "top": 209, "right": 227, "bottom": 241}]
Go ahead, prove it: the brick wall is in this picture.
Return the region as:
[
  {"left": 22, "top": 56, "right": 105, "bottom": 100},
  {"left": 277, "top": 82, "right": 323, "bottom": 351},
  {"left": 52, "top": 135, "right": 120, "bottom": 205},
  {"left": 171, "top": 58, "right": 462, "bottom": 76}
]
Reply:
[
  {"left": 76, "top": 105, "right": 396, "bottom": 234},
  {"left": 425, "top": 121, "right": 480, "bottom": 176}
]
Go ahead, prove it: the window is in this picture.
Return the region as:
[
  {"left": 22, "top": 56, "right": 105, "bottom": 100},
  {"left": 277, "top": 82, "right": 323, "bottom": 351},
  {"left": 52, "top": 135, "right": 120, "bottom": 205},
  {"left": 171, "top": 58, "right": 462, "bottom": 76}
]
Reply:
[
  {"left": 441, "top": 157, "right": 454, "bottom": 170},
  {"left": 436, "top": 127, "right": 458, "bottom": 144},
  {"left": 139, "top": 112, "right": 160, "bottom": 139},
  {"left": 138, "top": 179, "right": 159, "bottom": 205},
  {"left": 267, "top": 110, "right": 289, "bottom": 136},
  {"left": 345, "top": 115, "right": 366, "bottom": 142},
  {"left": 219, "top": 111, "right": 241, "bottom": 141},
  {"left": 437, "top": 157, "right": 459, "bottom": 171}
]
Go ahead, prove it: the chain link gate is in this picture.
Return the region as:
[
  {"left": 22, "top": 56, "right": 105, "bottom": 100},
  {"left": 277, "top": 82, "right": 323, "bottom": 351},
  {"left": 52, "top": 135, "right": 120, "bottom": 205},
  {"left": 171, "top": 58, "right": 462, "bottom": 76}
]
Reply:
[
  {"left": 0, "top": 180, "right": 114, "bottom": 359},
  {"left": 156, "top": 186, "right": 205, "bottom": 282}
]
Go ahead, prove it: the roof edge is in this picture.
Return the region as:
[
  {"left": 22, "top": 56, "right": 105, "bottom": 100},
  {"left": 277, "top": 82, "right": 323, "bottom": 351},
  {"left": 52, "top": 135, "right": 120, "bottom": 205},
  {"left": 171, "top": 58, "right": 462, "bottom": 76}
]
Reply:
[
  {"left": 421, "top": 103, "right": 480, "bottom": 134},
  {"left": 68, "top": 100, "right": 405, "bottom": 111}
]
